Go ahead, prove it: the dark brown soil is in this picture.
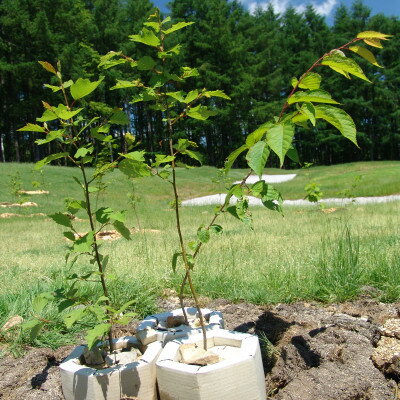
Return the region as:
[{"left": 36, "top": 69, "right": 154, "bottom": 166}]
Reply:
[{"left": 0, "top": 295, "right": 399, "bottom": 400}]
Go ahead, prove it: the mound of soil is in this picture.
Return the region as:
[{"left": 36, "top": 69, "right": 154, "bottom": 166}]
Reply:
[{"left": 0, "top": 296, "right": 398, "bottom": 399}]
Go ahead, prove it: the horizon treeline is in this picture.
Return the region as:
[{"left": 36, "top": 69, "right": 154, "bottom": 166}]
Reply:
[{"left": 0, "top": 0, "right": 399, "bottom": 167}]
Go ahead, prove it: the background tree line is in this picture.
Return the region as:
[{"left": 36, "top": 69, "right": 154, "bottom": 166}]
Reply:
[{"left": 0, "top": 0, "right": 399, "bottom": 167}]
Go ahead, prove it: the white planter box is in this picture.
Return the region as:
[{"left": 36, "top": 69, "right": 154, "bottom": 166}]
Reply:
[
  {"left": 136, "top": 307, "right": 224, "bottom": 346},
  {"left": 156, "top": 330, "right": 266, "bottom": 400},
  {"left": 59, "top": 336, "right": 162, "bottom": 400}
]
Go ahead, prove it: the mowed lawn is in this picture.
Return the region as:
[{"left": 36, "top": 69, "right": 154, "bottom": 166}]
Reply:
[{"left": 0, "top": 161, "right": 399, "bottom": 349}]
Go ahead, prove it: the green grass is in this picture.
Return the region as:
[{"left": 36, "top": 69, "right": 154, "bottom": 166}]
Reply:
[{"left": 0, "top": 161, "right": 399, "bottom": 350}]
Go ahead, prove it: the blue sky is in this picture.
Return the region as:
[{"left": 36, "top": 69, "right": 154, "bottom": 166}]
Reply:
[{"left": 152, "top": 0, "right": 400, "bottom": 20}]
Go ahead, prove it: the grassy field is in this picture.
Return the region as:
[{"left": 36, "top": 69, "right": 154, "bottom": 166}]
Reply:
[{"left": 0, "top": 161, "right": 399, "bottom": 350}]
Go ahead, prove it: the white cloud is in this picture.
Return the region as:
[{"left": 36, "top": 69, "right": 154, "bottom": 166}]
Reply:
[{"left": 242, "top": 0, "right": 338, "bottom": 17}]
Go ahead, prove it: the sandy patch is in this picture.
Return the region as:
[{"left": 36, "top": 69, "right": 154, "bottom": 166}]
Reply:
[
  {"left": 0, "top": 213, "right": 46, "bottom": 218},
  {"left": 234, "top": 174, "right": 296, "bottom": 184},
  {"left": 0, "top": 201, "right": 38, "bottom": 208},
  {"left": 182, "top": 194, "right": 400, "bottom": 207},
  {"left": 18, "top": 190, "right": 49, "bottom": 195},
  {"left": 66, "top": 228, "right": 162, "bottom": 242}
]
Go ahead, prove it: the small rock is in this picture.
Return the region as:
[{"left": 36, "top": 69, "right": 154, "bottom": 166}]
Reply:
[
  {"left": 136, "top": 326, "right": 157, "bottom": 345},
  {"left": 379, "top": 318, "right": 400, "bottom": 339},
  {"left": 179, "top": 344, "right": 221, "bottom": 366},
  {"left": 166, "top": 315, "right": 186, "bottom": 328},
  {"left": 372, "top": 336, "right": 400, "bottom": 377},
  {"left": 83, "top": 347, "right": 105, "bottom": 366}
]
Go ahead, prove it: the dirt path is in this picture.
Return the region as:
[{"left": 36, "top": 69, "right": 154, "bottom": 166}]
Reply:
[{"left": 0, "top": 295, "right": 398, "bottom": 399}]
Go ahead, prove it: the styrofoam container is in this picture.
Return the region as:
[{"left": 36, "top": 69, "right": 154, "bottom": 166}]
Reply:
[
  {"left": 136, "top": 307, "right": 224, "bottom": 346},
  {"left": 59, "top": 336, "right": 162, "bottom": 400},
  {"left": 156, "top": 330, "right": 266, "bottom": 400}
]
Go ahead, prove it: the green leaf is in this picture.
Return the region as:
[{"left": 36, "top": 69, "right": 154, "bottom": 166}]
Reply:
[
  {"left": 288, "top": 90, "right": 339, "bottom": 105},
  {"left": 86, "top": 323, "right": 112, "bottom": 349},
  {"left": 204, "top": 90, "right": 231, "bottom": 100},
  {"left": 74, "top": 147, "right": 93, "bottom": 159},
  {"left": 109, "top": 211, "right": 125, "bottom": 223},
  {"left": 143, "top": 21, "right": 160, "bottom": 32},
  {"left": 348, "top": 45, "right": 383, "bottom": 68},
  {"left": 298, "top": 103, "right": 316, "bottom": 126},
  {"left": 18, "top": 123, "right": 45, "bottom": 133},
  {"left": 174, "top": 138, "right": 197, "bottom": 152},
  {"left": 362, "top": 38, "right": 384, "bottom": 48},
  {"left": 245, "top": 122, "right": 271, "bottom": 147},
  {"left": 95, "top": 207, "right": 113, "bottom": 224},
  {"left": 113, "top": 221, "right": 131, "bottom": 240},
  {"left": 181, "top": 67, "right": 199, "bottom": 79},
  {"left": 109, "top": 109, "right": 129, "bottom": 125},
  {"left": 64, "top": 308, "right": 86, "bottom": 329},
  {"left": 32, "top": 292, "right": 53, "bottom": 314},
  {"left": 182, "top": 149, "right": 203, "bottom": 164},
  {"left": 98, "top": 51, "right": 126, "bottom": 69},
  {"left": 70, "top": 77, "right": 104, "bottom": 100},
  {"left": 246, "top": 141, "right": 270, "bottom": 177},
  {"left": 210, "top": 224, "right": 223, "bottom": 234},
  {"left": 118, "top": 159, "right": 151, "bottom": 178},
  {"left": 35, "top": 130, "right": 64, "bottom": 145},
  {"left": 298, "top": 72, "right": 321, "bottom": 90},
  {"left": 184, "top": 90, "right": 198, "bottom": 104},
  {"left": 22, "top": 319, "right": 45, "bottom": 341},
  {"left": 63, "top": 231, "right": 76, "bottom": 241},
  {"left": 110, "top": 80, "right": 142, "bottom": 90},
  {"left": 224, "top": 145, "right": 248, "bottom": 172},
  {"left": 73, "top": 232, "right": 94, "bottom": 253},
  {"left": 44, "top": 84, "right": 62, "bottom": 93},
  {"left": 251, "top": 181, "right": 283, "bottom": 213},
  {"left": 186, "top": 105, "right": 217, "bottom": 120},
  {"left": 172, "top": 252, "right": 182, "bottom": 273},
  {"left": 162, "top": 21, "right": 194, "bottom": 35},
  {"left": 35, "top": 152, "right": 69, "bottom": 170},
  {"left": 197, "top": 227, "right": 210, "bottom": 243},
  {"left": 117, "top": 299, "right": 136, "bottom": 315},
  {"left": 315, "top": 105, "right": 358, "bottom": 146},
  {"left": 49, "top": 212, "right": 73, "bottom": 228},
  {"left": 356, "top": 31, "right": 392, "bottom": 39},
  {"left": 321, "top": 53, "right": 371, "bottom": 82},
  {"left": 38, "top": 61, "right": 57, "bottom": 74},
  {"left": 166, "top": 91, "right": 186, "bottom": 103},
  {"left": 266, "top": 123, "right": 295, "bottom": 166},
  {"left": 286, "top": 147, "right": 300, "bottom": 163},
  {"left": 153, "top": 154, "right": 175, "bottom": 167},
  {"left": 137, "top": 56, "right": 156, "bottom": 71},
  {"left": 129, "top": 28, "right": 160, "bottom": 47}
]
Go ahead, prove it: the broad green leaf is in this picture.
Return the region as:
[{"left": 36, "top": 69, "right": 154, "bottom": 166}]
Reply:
[
  {"left": 315, "top": 105, "right": 358, "bottom": 146},
  {"left": 288, "top": 90, "right": 339, "bottom": 105},
  {"left": 98, "top": 51, "right": 126, "bottom": 69},
  {"left": 129, "top": 28, "right": 160, "bottom": 47},
  {"left": 204, "top": 90, "right": 231, "bottom": 100},
  {"left": 187, "top": 105, "right": 217, "bottom": 120},
  {"left": 36, "top": 109, "right": 58, "bottom": 122},
  {"left": 245, "top": 122, "right": 272, "bottom": 147},
  {"left": 184, "top": 90, "right": 198, "bottom": 104},
  {"left": 32, "top": 292, "right": 53, "bottom": 314},
  {"left": 109, "top": 211, "right": 125, "bottom": 223},
  {"left": 18, "top": 123, "right": 45, "bottom": 133},
  {"left": 36, "top": 104, "right": 83, "bottom": 121},
  {"left": 298, "top": 72, "right": 321, "bottom": 90},
  {"left": 174, "top": 138, "right": 197, "bottom": 152},
  {"left": 321, "top": 53, "right": 371, "bottom": 82},
  {"left": 35, "top": 152, "right": 69, "bottom": 170},
  {"left": 74, "top": 147, "right": 93, "bottom": 159},
  {"left": 224, "top": 145, "right": 248, "bottom": 172},
  {"left": 44, "top": 84, "right": 62, "bottom": 92},
  {"left": 49, "top": 212, "right": 73, "bottom": 228},
  {"left": 153, "top": 154, "right": 175, "bottom": 167},
  {"left": 123, "top": 151, "right": 146, "bottom": 162},
  {"left": 182, "top": 149, "right": 203, "bottom": 164},
  {"left": 181, "top": 67, "right": 199, "bottom": 79},
  {"left": 286, "top": 147, "right": 300, "bottom": 163},
  {"left": 363, "top": 38, "right": 383, "bottom": 48},
  {"left": 22, "top": 319, "right": 45, "bottom": 341},
  {"left": 266, "top": 123, "right": 295, "bottom": 166},
  {"left": 245, "top": 141, "right": 270, "bottom": 177},
  {"left": 172, "top": 252, "right": 182, "bottom": 273},
  {"left": 38, "top": 61, "right": 57, "bottom": 74},
  {"left": 70, "top": 77, "right": 104, "bottom": 100},
  {"left": 143, "top": 21, "right": 160, "bottom": 32},
  {"left": 224, "top": 184, "right": 243, "bottom": 206},
  {"left": 251, "top": 181, "right": 283, "bottom": 213},
  {"left": 137, "top": 56, "right": 156, "bottom": 71},
  {"left": 109, "top": 109, "right": 129, "bottom": 125},
  {"left": 64, "top": 308, "right": 86, "bottom": 329},
  {"left": 35, "top": 130, "right": 64, "bottom": 145},
  {"left": 110, "top": 80, "right": 142, "bottom": 90},
  {"left": 95, "top": 207, "right": 113, "bottom": 224},
  {"left": 197, "top": 227, "right": 210, "bottom": 243},
  {"left": 65, "top": 198, "right": 86, "bottom": 214},
  {"left": 158, "top": 44, "right": 181, "bottom": 58},
  {"left": 113, "top": 221, "right": 131, "bottom": 240},
  {"left": 166, "top": 91, "right": 186, "bottom": 102},
  {"left": 72, "top": 232, "right": 94, "bottom": 253},
  {"left": 349, "top": 45, "right": 382, "bottom": 68},
  {"left": 210, "top": 224, "right": 223, "bottom": 234},
  {"left": 298, "top": 103, "right": 316, "bottom": 126},
  {"left": 356, "top": 31, "right": 392, "bottom": 40},
  {"left": 63, "top": 231, "right": 76, "bottom": 241},
  {"left": 118, "top": 159, "right": 151, "bottom": 178},
  {"left": 162, "top": 21, "right": 194, "bottom": 35},
  {"left": 86, "top": 323, "right": 112, "bottom": 349}
]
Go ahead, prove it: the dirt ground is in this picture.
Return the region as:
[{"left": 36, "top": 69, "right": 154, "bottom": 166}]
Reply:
[{"left": 1, "top": 291, "right": 399, "bottom": 400}]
